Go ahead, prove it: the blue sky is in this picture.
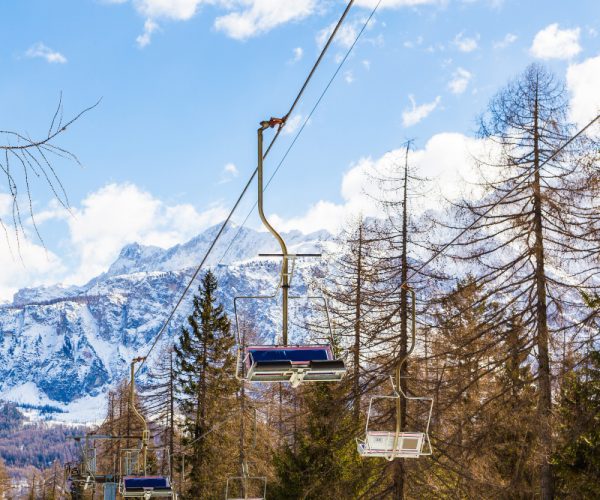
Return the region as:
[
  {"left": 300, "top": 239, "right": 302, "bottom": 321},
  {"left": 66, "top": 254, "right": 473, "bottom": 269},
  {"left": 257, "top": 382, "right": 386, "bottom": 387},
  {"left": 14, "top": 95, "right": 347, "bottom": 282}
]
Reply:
[{"left": 0, "top": 0, "right": 599, "bottom": 299}]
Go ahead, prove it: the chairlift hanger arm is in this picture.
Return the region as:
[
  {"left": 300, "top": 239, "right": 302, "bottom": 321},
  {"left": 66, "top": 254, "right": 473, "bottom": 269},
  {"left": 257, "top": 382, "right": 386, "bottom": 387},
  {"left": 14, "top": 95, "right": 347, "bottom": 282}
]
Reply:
[
  {"left": 130, "top": 356, "right": 149, "bottom": 475},
  {"left": 258, "top": 119, "right": 291, "bottom": 345}
]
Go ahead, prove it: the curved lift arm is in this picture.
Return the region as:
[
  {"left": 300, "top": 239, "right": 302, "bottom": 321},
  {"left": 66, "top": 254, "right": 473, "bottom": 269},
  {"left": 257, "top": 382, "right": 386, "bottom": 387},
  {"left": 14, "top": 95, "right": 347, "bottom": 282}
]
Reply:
[
  {"left": 130, "top": 356, "right": 149, "bottom": 474},
  {"left": 258, "top": 118, "right": 290, "bottom": 345},
  {"left": 391, "top": 285, "right": 417, "bottom": 459}
]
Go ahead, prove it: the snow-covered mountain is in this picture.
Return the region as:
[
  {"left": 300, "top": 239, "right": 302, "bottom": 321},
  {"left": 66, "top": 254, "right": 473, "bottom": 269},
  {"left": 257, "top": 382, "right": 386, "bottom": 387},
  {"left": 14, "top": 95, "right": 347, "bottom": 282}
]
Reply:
[{"left": 0, "top": 223, "right": 333, "bottom": 420}]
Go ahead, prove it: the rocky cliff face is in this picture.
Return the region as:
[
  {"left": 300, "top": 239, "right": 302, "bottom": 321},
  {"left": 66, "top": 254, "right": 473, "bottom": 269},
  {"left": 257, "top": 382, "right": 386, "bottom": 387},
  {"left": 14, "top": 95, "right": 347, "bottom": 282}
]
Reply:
[{"left": 0, "top": 223, "right": 331, "bottom": 410}]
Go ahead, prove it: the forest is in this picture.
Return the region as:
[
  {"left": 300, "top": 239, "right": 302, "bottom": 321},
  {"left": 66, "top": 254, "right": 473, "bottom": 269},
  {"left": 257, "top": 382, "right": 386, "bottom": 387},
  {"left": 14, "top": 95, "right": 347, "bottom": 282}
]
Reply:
[{"left": 0, "top": 62, "right": 598, "bottom": 500}]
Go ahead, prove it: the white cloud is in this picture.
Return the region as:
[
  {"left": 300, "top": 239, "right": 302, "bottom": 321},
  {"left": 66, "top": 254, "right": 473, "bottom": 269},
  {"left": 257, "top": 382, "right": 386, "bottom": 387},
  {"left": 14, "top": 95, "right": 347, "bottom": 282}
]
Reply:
[
  {"left": 269, "top": 132, "right": 497, "bottom": 234},
  {"left": 344, "top": 70, "right": 355, "bottom": 84},
  {"left": 362, "top": 59, "right": 371, "bottom": 70},
  {"left": 220, "top": 162, "right": 239, "bottom": 183},
  {"left": 448, "top": 67, "right": 472, "bottom": 94},
  {"left": 58, "top": 183, "right": 226, "bottom": 284},
  {"left": 136, "top": 18, "right": 160, "bottom": 47},
  {"left": 453, "top": 32, "right": 479, "bottom": 52},
  {"left": 0, "top": 195, "right": 66, "bottom": 301},
  {"left": 114, "top": 1, "right": 319, "bottom": 41},
  {"left": 224, "top": 163, "right": 239, "bottom": 176},
  {"left": 493, "top": 32, "right": 517, "bottom": 49},
  {"left": 316, "top": 20, "right": 358, "bottom": 50},
  {"left": 403, "top": 35, "right": 424, "bottom": 48},
  {"left": 133, "top": 0, "right": 202, "bottom": 21},
  {"left": 291, "top": 46, "right": 303, "bottom": 62},
  {"left": 530, "top": 24, "right": 581, "bottom": 60},
  {"left": 214, "top": 0, "right": 317, "bottom": 40},
  {"left": 282, "top": 114, "right": 304, "bottom": 135},
  {"left": 355, "top": 0, "right": 439, "bottom": 7},
  {"left": 25, "top": 43, "right": 67, "bottom": 64},
  {"left": 567, "top": 55, "right": 600, "bottom": 134},
  {"left": 402, "top": 95, "right": 441, "bottom": 127}
]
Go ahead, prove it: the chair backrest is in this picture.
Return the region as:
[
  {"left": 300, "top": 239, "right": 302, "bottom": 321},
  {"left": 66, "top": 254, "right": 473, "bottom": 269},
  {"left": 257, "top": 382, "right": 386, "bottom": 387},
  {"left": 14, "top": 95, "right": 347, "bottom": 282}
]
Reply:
[
  {"left": 124, "top": 476, "right": 170, "bottom": 490},
  {"left": 225, "top": 475, "right": 267, "bottom": 500},
  {"left": 247, "top": 345, "right": 332, "bottom": 364}
]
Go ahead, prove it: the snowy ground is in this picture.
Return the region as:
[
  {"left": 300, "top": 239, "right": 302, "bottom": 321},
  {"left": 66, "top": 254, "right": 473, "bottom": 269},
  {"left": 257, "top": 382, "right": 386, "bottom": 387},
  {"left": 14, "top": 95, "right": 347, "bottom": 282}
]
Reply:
[{"left": 0, "top": 382, "right": 106, "bottom": 425}]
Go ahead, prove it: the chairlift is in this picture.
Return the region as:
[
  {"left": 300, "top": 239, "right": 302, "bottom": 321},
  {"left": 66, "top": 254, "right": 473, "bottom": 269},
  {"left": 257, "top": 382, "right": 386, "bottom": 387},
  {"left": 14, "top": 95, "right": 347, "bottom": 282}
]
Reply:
[
  {"left": 225, "top": 462, "right": 267, "bottom": 500},
  {"left": 234, "top": 118, "right": 346, "bottom": 388},
  {"left": 356, "top": 286, "right": 433, "bottom": 460},
  {"left": 118, "top": 357, "right": 178, "bottom": 499},
  {"left": 356, "top": 378, "right": 433, "bottom": 459}
]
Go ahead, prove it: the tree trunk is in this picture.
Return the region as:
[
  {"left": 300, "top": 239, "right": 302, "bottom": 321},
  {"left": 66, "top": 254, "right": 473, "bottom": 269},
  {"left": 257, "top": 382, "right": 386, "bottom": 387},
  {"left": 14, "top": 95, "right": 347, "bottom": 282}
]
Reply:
[
  {"left": 393, "top": 142, "right": 411, "bottom": 500},
  {"left": 353, "top": 222, "right": 363, "bottom": 425},
  {"left": 532, "top": 88, "right": 554, "bottom": 500},
  {"left": 169, "top": 350, "right": 175, "bottom": 479}
]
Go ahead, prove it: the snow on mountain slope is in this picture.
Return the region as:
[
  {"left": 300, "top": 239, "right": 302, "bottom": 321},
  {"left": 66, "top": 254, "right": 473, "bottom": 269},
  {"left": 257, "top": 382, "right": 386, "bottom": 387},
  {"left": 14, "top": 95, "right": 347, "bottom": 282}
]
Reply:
[{"left": 0, "top": 223, "right": 332, "bottom": 420}]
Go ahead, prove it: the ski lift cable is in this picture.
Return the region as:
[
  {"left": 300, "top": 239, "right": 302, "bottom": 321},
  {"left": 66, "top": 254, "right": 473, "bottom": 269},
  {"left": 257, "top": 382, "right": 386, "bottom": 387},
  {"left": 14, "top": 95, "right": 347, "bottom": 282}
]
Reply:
[
  {"left": 135, "top": 0, "right": 362, "bottom": 375},
  {"left": 216, "top": 0, "right": 384, "bottom": 267}
]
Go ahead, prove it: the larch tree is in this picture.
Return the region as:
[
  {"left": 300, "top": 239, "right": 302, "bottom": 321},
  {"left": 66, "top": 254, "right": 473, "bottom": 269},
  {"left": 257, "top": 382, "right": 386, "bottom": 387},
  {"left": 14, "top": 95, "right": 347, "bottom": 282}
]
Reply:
[
  {"left": 439, "top": 63, "right": 600, "bottom": 498},
  {"left": 0, "top": 457, "right": 11, "bottom": 499},
  {"left": 372, "top": 141, "right": 439, "bottom": 499},
  {"left": 322, "top": 216, "right": 390, "bottom": 422},
  {"left": 141, "top": 346, "right": 178, "bottom": 479},
  {"left": 425, "top": 278, "right": 537, "bottom": 497},
  {"left": 174, "top": 270, "right": 238, "bottom": 499}
]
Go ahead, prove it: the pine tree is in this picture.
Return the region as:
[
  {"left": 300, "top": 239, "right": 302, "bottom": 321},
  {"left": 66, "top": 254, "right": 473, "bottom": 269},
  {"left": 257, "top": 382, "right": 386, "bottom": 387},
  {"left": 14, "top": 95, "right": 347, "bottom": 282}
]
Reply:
[
  {"left": 271, "top": 382, "right": 367, "bottom": 499},
  {"left": 174, "top": 270, "right": 238, "bottom": 499}
]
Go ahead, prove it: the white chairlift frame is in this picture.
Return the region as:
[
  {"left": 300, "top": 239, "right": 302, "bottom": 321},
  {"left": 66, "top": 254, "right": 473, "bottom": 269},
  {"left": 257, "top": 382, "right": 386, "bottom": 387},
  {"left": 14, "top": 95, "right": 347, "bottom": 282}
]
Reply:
[
  {"left": 356, "top": 377, "right": 433, "bottom": 460},
  {"left": 225, "top": 474, "right": 267, "bottom": 500},
  {"left": 357, "top": 285, "right": 433, "bottom": 460}
]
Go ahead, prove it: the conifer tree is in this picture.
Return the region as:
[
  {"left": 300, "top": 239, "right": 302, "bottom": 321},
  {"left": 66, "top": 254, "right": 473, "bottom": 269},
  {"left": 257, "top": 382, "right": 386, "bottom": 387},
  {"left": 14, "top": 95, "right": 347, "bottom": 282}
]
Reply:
[
  {"left": 553, "top": 346, "right": 600, "bottom": 497},
  {"left": 424, "top": 279, "right": 536, "bottom": 497},
  {"left": 373, "top": 142, "right": 439, "bottom": 499},
  {"left": 271, "top": 383, "right": 367, "bottom": 500},
  {"left": 322, "top": 216, "right": 390, "bottom": 418},
  {"left": 174, "top": 270, "right": 238, "bottom": 499}
]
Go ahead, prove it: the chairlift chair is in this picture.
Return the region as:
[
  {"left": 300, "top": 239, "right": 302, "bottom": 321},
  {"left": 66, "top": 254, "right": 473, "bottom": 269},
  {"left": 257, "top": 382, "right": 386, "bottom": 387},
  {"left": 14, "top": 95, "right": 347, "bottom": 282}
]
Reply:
[
  {"left": 225, "top": 462, "right": 267, "bottom": 500},
  {"left": 225, "top": 475, "right": 267, "bottom": 500},
  {"left": 122, "top": 476, "right": 175, "bottom": 499},
  {"left": 356, "top": 382, "right": 433, "bottom": 460},
  {"left": 118, "top": 357, "right": 177, "bottom": 499},
  {"left": 235, "top": 118, "right": 346, "bottom": 388},
  {"left": 356, "top": 285, "right": 433, "bottom": 460}
]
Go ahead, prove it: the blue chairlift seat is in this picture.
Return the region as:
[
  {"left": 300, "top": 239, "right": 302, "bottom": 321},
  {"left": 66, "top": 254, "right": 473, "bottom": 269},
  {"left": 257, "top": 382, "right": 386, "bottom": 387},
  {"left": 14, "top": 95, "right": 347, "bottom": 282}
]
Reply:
[
  {"left": 244, "top": 344, "right": 345, "bottom": 387},
  {"left": 122, "top": 476, "right": 174, "bottom": 498}
]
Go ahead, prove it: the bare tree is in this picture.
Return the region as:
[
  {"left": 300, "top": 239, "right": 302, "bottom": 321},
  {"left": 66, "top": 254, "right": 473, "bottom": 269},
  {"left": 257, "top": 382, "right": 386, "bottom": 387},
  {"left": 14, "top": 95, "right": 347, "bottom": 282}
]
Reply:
[
  {"left": 437, "top": 63, "right": 600, "bottom": 499},
  {"left": 0, "top": 94, "right": 98, "bottom": 253}
]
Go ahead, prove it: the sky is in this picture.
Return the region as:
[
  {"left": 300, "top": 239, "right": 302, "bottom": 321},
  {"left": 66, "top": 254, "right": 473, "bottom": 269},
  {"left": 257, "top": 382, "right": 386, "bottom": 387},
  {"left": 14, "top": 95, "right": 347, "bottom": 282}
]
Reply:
[{"left": 0, "top": 0, "right": 599, "bottom": 301}]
